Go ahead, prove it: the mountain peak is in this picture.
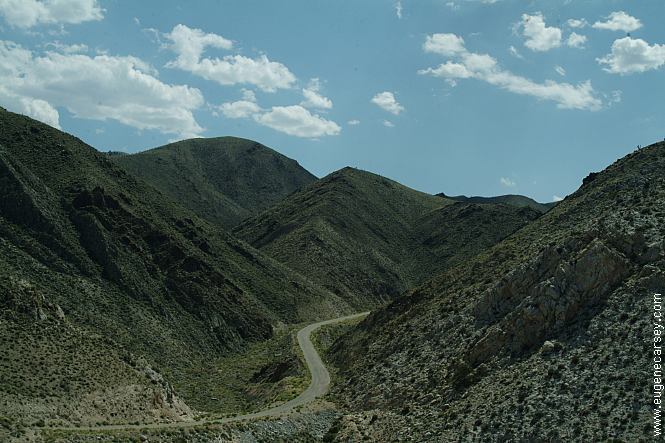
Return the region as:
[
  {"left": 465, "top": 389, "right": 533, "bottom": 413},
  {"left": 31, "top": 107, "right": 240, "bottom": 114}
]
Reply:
[{"left": 113, "top": 137, "right": 317, "bottom": 228}]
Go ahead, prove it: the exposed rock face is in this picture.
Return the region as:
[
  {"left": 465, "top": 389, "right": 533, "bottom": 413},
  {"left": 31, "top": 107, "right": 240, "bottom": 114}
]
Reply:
[{"left": 329, "top": 141, "right": 665, "bottom": 441}]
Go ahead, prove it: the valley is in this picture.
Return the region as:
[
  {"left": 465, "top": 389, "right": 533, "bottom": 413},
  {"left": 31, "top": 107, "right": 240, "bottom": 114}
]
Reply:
[{"left": 1, "top": 107, "right": 660, "bottom": 442}]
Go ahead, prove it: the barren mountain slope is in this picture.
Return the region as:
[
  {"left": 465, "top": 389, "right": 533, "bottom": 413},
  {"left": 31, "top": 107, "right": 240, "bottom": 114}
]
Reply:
[{"left": 329, "top": 141, "right": 665, "bottom": 441}]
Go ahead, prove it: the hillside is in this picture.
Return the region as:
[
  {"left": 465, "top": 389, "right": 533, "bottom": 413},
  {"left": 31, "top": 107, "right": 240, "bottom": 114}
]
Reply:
[
  {"left": 113, "top": 137, "right": 317, "bottom": 228},
  {"left": 0, "top": 109, "right": 349, "bottom": 429},
  {"left": 437, "top": 192, "right": 555, "bottom": 213},
  {"left": 329, "top": 142, "right": 665, "bottom": 441},
  {"left": 234, "top": 167, "right": 540, "bottom": 308}
]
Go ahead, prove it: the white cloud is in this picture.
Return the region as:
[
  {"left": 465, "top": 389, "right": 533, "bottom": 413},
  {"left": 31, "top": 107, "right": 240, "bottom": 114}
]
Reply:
[
  {"left": 597, "top": 37, "right": 665, "bottom": 74},
  {"left": 217, "top": 100, "right": 261, "bottom": 119},
  {"left": 419, "top": 34, "right": 603, "bottom": 111},
  {"left": 0, "top": 0, "right": 103, "bottom": 28},
  {"left": 423, "top": 33, "right": 466, "bottom": 56},
  {"left": 508, "top": 45, "right": 523, "bottom": 59},
  {"left": 383, "top": 120, "right": 395, "bottom": 127},
  {"left": 395, "top": 1, "right": 402, "bottom": 19},
  {"left": 567, "top": 32, "right": 587, "bottom": 49},
  {"left": 566, "top": 18, "right": 588, "bottom": 29},
  {"left": 165, "top": 24, "right": 233, "bottom": 66},
  {"left": 555, "top": 65, "right": 566, "bottom": 76},
  {"left": 500, "top": 177, "right": 516, "bottom": 187},
  {"left": 0, "top": 40, "right": 204, "bottom": 138},
  {"left": 520, "top": 13, "right": 561, "bottom": 52},
  {"left": 254, "top": 105, "right": 341, "bottom": 138},
  {"left": 371, "top": 91, "right": 405, "bottom": 115},
  {"left": 553, "top": 195, "right": 564, "bottom": 202},
  {"left": 214, "top": 87, "right": 340, "bottom": 138},
  {"left": 300, "top": 78, "right": 332, "bottom": 109},
  {"left": 420, "top": 61, "right": 473, "bottom": 79},
  {"left": 592, "top": 11, "right": 642, "bottom": 32},
  {"left": 165, "top": 24, "right": 296, "bottom": 92},
  {"left": 347, "top": 119, "right": 360, "bottom": 125}
]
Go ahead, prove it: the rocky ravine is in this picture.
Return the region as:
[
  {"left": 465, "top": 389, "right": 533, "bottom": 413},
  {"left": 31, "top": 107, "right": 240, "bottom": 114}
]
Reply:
[{"left": 328, "top": 141, "right": 665, "bottom": 441}]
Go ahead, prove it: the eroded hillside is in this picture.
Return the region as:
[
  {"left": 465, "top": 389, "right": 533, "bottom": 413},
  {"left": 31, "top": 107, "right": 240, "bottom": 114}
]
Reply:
[{"left": 328, "top": 141, "right": 665, "bottom": 441}]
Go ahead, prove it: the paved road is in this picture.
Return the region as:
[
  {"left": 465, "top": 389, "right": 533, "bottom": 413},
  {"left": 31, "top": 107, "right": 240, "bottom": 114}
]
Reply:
[{"left": 46, "top": 311, "right": 369, "bottom": 432}]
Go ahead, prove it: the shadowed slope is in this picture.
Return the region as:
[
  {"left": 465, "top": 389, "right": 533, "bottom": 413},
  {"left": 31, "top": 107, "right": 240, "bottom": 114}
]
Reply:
[
  {"left": 0, "top": 109, "right": 348, "bottom": 429},
  {"left": 235, "top": 167, "right": 540, "bottom": 308}
]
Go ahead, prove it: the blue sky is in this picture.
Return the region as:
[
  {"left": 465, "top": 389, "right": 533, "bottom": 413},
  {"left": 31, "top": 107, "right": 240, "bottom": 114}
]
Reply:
[{"left": 1, "top": 0, "right": 664, "bottom": 202}]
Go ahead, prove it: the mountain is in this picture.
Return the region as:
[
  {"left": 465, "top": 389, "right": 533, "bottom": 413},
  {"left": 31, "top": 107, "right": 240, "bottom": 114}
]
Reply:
[
  {"left": 437, "top": 192, "right": 556, "bottom": 213},
  {"left": 328, "top": 142, "right": 665, "bottom": 441},
  {"left": 234, "top": 167, "right": 541, "bottom": 308},
  {"left": 0, "top": 109, "right": 349, "bottom": 428},
  {"left": 113, "top": 137, "right": 317, "bottom": 229}
]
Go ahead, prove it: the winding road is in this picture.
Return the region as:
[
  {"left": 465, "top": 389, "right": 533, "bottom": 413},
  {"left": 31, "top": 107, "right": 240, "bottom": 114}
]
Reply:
[{"left": 46, "top": 311, "right": 369, "bottom": 432}]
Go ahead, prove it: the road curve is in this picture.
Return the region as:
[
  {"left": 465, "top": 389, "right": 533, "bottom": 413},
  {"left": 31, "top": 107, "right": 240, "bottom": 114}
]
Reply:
[{"left": 45, "top": 311, "right": 369, "bottom": 432}]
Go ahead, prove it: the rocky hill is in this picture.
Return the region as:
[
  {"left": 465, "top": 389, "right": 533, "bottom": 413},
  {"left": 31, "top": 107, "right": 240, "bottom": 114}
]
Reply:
[
  {"left": 113, "top": 137, "right": 317, "bottom": 228},
  {"left": 234, "top": 167, "right": 540, "bottom": 308},
  {"left": 328, "top": 142, "right": 665, "bottom": 441},
  {"left": 438, "top": 192, "right": 555, "bottom": 213},
  {"left": 0, "top": 109, "right": 349, "bottom": 429}
]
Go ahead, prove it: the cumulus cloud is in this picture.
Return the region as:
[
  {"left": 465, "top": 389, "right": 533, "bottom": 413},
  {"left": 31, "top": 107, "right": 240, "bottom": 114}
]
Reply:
[
  {"left": 383, "top": 120, "right": 395, "bottom": 127},
  {"left": 423, "top": 33, "right": 466, "bottom": 56},
  {"left": 217, "top": 100, "right": 261, "bottom": 119},
  {"left": 300, "top": 78, "right": 332, "bottom": 109},
  {"left": 555, "top": 65, "right": 566, "bottom": 76},
  {"left": 371, "top": 91, "right": 405, "bottom": 115},
  {"left": 395, "top": 1, "right": 402, "bottom": 19},
  {"left": 500, "top": 177, "right": 516, "bottom": 187},
  {"left": 214, "top": 87, "right": 339, "bottom": 138},
  {"left": 0, "top": 40, "right": 204, "bottom": 137},
  {"left": 0, "top": 0, "right": 103, "bottom": 28},
  {"left": 419, "top": 33, "right": 603, "bottom": 111},
  {"left": 166, "top": 23, "right": 233, "bottom": 66},
  {"left": 165, "top": 24, "right": 296, "bottom": 92},
  {"left": 347, "top": 119, "right": 360, "bottom": 125},
  {"left": 597, "top": 37, "right": 665, "bottom": 74},
  {"left": 592, "top": 11, "right": 642, "bottom": 32},
  {"left": 567, "top": 32, "right": 587, "bottom": 49},
  {"left": 254, "top": 105, "right": 341, "bottom": 138},
  {"left": 520, "top": 13, "right": 561, "bottom": 52}
]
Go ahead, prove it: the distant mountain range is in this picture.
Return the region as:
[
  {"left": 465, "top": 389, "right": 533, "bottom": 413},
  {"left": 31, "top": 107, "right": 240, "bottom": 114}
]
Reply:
[{"left": 437, "top": 192, "right": 557, "bottom": 213}]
